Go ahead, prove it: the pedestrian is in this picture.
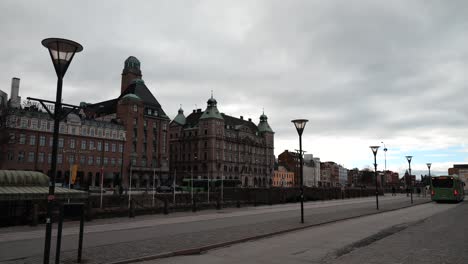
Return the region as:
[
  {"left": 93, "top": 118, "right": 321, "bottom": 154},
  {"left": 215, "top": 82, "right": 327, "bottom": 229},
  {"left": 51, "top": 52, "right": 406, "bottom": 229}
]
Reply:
[
  {"left": 417, "top": 187, "right": 421, "bottom": 197},
  {"left": 391, "top": 186, "right": 396, "bottom": 196}
]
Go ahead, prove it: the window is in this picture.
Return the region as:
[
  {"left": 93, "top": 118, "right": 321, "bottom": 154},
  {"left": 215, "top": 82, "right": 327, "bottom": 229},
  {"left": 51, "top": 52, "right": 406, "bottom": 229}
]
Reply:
[
  {"left": 31, "top": 119, "right": 38, "bottom": 130},
  {"left": 59, "top": 124, "right": 66, "bottom": 133},
  {"left": 39, "top": 136, "right": 46, "bottom": 146},
  {"left": 21, "top": 118, "right": 28, "bottom": 128},
  {"left": 119, "top": 144, "right": 123, "bottom": 152},
  {"left": 104, "top": 157, "right": 108, "bottom": 165},
  {"left": 29, "top": 135, "right": 36, "bottom": 145},
  {"left": 96, "top": 156, "right": 101, "bottom": 165},
  {"left": 48, "top": 153, "right": 52, "bottom": 164},
  {"left": 90, "top": 128, "right": 95, "bottom": 136},
  {"left": 133, "top": 118, "right": 137, "bottom": 126},
  {"left": 38, "top": 152, "right": 45, "bottom": 163},
  {"left": 98, "top": 129, "right": 103, "bottom": 137},
  {"left": 58, "top": 138, "right": 64, "bottom": 148},
  {"left": 133, "top": 104, "right": 138, "bottom": 112},
  {"left": 41, "top": 121, "right": 47, "bottom": 131},
  {"left": 111, "top": 143, "right": 116, "bottom": 152},
  {"left": 81, "top": 127, "right": 87, "bottom": 136},
  {"left": 19, "top": 134, "right": 26, "bottom": 144},
  {"left": 68, "top": 155, "right": 75, "bottom": 164},
  {"left": 49, "top": 137, "right": 53, "bottom": 147},
  {"left": 57, "top": 154, "right": 62, "bottom": 164},
  {"left": 18, "top": 151, "right": 25, "bottom": 162},
  {"left": 97, "top": 141, "right": 102, "bottom": 151},
  {"left": 8, "top": 133, "right": 15, "bottom": 143},
  {"left": 88, "top": 156, "right": 93, "bottom": 165},
  {"left": 28, "top": 152, "right": 35, "bottom": 162},
  {"left": 105, "top": 130, "right": 110, "bottom": 138},
  {"left": 111, "top": 158, "right": 116, "bottom": 166},
  {"left": 8, "top": 152, "right": 14, "bottom": 161},
  {"left": 80, "top": 155, "right": 85, "bottom": 165},
  {"left": 140, "top": 159, "right": 145, "bottom": 167},
  {"left": 89, "top": 141, "right": 94, "bottom": 150},
  {"left": 70, "top": 139, "right": 75, "bottom": 149},
  {"left": 81, "top": 140, "right": 86, "bottom": 150},
  {"left": 104, "top": 142, "right": 109, "bottom": 152}
]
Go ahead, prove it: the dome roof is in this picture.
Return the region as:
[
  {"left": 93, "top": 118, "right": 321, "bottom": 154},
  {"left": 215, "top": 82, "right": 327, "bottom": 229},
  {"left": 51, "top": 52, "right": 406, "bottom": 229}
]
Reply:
[
  {"left": 121, "top": 93, "right": 142, "bottom": 101},
  {"left": 124, "top": 56, "right": 140, "bottom": 69},
  {"left": 207, "top": 97, "right": 217, "bottom": 105}
]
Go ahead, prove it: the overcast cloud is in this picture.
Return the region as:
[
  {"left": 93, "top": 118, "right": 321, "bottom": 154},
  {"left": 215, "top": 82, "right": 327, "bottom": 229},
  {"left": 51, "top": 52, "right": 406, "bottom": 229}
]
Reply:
[{"left": 1, "top": 0, "right": 468, "bottom": 176}]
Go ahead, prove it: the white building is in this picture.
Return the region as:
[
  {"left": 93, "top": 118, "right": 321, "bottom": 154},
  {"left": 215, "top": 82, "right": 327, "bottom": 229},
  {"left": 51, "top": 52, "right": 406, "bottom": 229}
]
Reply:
[
  {"left": 338, "top": 165, "right": 348, "bottom": 186},
  {"left": 303, "top": 154, "right": 320, "bottom": 187}
]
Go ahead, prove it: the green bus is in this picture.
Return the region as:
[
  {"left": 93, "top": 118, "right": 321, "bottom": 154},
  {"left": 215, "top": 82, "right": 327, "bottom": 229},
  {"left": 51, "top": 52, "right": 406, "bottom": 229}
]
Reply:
[
  {"left": 431, "top": 175, "right": 465, "bottom": 202},
  {"left": 181, "top": 178, "right": 241, "bottom": 192}
]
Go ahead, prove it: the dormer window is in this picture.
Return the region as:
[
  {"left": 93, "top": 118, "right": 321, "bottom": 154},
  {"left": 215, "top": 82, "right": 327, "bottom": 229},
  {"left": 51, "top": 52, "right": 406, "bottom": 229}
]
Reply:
[{"left": 133, "top": 104, "right": 138, "bottom": 112}]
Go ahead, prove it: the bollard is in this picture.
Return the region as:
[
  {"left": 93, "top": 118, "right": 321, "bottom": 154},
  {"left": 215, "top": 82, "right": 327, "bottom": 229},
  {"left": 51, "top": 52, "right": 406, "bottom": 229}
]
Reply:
[
  {"left": 129, "top": 199, "right": 135, "bottom": 218},
  {"left": 192, "top": 197, "right": 197, "bottom": 212},
  {"left": 164, "top": 198, "right": 168, "bottom": 215},
  {"left": 77, "top": 204, "right": 84, "bottom": 263},
  {"left": 31, "top": 203, "right": 38, "bottom": 226},
  {"left": 55, "top": 204, "right": 64, "bottom": 264}
]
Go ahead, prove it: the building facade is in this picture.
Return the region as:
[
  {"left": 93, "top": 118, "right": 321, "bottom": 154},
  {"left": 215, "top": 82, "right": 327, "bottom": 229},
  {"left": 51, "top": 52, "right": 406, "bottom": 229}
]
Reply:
[
  {"left": 272, "top": 166, "right": 295, "bottom": 187},
  {"left": 1, "top": 56, "right": 170, "bottom": 189},
  {"left": 168, "top": 97, "right": 275, "bottom": 187},
  {"left": 303, "top": 154, "right": 320, "bottom": 187},
  {"left": 278, "top": 150, "right": 300, "bottom": 186},
  {"left": 448, "top": 164, "right": 468, "bottom": 190},
  {"left": 84, "top": 56, "right": 171, "bottom": 188},
  {"left": 0, "top": 105, "right": 126, "bottom": 187}
]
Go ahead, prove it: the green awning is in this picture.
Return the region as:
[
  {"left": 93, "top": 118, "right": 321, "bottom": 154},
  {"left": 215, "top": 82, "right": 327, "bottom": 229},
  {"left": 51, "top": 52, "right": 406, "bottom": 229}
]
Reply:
[{"left": 0, "top": 186, "right": 88, "bottom": 201}]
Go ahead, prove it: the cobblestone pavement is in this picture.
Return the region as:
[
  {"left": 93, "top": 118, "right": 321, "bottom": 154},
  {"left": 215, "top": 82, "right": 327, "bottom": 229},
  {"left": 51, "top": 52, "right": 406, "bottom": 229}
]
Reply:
[
  {"left": 329, "top": 200, "right": 468, "bottom": 264},
  {"left": 0, "top": 196, "right": 429, "bottom": 264}
]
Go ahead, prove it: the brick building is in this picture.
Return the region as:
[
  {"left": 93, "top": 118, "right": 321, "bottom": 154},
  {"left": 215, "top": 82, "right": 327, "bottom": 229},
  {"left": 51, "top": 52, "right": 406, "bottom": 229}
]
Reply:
[
  {"left": 272, "top": 166, "right": 295, "bottom": 187},
  {"left": 321, "top": 162, "right": 339, "bottom": 187},
  {"left": 278, "top": 150, "right": 300, "bottom": 186},
  {"left": 168, "top": 97, "right": 275, "bottom": 187},
  {"left": 448, "top": 164, "right": 468, "bottom": 189},
  {"left": 84, "top": 56, "right": 171, "bottom": 188},
  {"left": 1, "top": 56, "right": 171, "bottom": 189}
]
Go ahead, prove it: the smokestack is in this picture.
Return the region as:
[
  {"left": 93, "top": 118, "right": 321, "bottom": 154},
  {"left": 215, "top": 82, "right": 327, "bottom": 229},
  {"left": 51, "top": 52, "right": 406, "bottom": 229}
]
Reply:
[{"left": 9, "top": 77, "right": 21, "bottom": 108}]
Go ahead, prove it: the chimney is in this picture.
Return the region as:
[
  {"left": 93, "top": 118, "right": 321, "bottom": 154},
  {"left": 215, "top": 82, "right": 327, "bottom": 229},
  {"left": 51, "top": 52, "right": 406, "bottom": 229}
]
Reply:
[
  {"left": 193, "top": 109, "right": 196, "bottom": 113},
  {"left": 248, "top": 118, "right": 252, "bottom": 122},
  {"left": 240, "top": 116, "right": 243, "bottom": 120},
  {"left": 197, "top": 109, "right": 202, "bottom": 113},
  {"left": 9, "top": 77, "right": 21, "bottom": 108}
]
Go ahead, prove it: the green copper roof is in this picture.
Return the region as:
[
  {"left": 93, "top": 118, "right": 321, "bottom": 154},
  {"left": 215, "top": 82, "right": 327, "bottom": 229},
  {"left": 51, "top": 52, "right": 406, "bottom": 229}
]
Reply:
[
  {"left": 172, "top": 107, "right": 186, "bottom": 125},
  {"left": 125, "top": 56, "right": 140, "bottom": 69},
  {"left": 258, "top": 113, "right": 274, "bottom": 133},
  {"left": 121, "top": 93, "right": 142, "bottom": 101},
  {"left": 200, "top": 96, "right": 224, "bottom": 120}
]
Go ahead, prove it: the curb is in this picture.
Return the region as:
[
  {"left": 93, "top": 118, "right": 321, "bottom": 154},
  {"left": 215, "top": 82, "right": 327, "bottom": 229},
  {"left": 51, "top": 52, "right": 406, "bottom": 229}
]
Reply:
[{"left": 107, "top": 200, "right": 432, "bottom": 264}]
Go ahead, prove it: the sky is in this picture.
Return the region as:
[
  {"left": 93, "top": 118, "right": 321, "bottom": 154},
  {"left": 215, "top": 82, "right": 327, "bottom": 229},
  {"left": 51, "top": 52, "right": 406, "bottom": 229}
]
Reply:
[{"left": 1, "top": 0, "right": 468, "bottom": 178}]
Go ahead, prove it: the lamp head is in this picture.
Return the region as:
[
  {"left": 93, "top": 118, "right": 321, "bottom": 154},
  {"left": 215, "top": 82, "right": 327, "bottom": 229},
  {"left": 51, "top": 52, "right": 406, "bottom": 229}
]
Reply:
[
  {"left": 426, "top": 163, "right": 432, "bottom": 169},
  {"left": 291, "top": 119, "right": 308, "bottom": 136},
  {"left": 406, "top": 156, "right": 413, "bottom": 163},
  {"left": 42, "top": 38, "right": 83, "bottom": 78},
  {"left": 370, "top": 146, "right": 380, "bottom": 155}
]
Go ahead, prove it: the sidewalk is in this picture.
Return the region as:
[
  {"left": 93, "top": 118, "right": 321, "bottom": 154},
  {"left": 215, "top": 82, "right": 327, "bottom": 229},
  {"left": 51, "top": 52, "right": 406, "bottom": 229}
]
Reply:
[
  {"left": 0, "top": 195, "right": 429, "bottom": 264},
  {"left": 140, "top": 201, "right": 457, "bottom": 264}
]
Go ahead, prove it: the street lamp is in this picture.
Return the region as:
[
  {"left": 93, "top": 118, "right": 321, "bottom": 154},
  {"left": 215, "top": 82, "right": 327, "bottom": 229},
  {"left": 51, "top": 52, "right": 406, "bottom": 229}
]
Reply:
[
  {"left": 41, "top": 38, "right": 82, "bottom": 264},
  {"left": 381, "top": 142, "right": 387, "bottom": 190},
  {"left": 406, "top": 156, "right": 413, "bottom": 204},
  {"left": 292, "top": 119, "right": 308, "bottom": 224},
  {"left": 370, "top": 146, "right": 380, "bottom": 210}
]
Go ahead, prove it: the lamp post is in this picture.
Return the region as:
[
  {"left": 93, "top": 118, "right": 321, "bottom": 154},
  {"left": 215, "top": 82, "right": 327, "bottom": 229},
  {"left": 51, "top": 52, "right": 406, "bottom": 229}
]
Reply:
[
  {"left": 370, "top": 146, "right": 380, "bottom": 210},
  {"left": 381, "top": 142, "right": 387, "bottom": 191},
  {"left": 426, "top": 163, "right": 431, "bottom": 197},
  {"left": 406, "top": 156, "right": 413, "bottom": 204},
  {"left": 41, "top": 38, "right": 82, "bottom": 264},
  {"left": 292, "top": 119, "right": 308, "bottom": 224}
]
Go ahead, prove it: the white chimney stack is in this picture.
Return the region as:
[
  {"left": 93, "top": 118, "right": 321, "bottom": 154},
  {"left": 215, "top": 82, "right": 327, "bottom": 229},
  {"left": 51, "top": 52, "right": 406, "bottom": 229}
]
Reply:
[{"left": 9, "top": 77, "right": 21, "bottom": 108}]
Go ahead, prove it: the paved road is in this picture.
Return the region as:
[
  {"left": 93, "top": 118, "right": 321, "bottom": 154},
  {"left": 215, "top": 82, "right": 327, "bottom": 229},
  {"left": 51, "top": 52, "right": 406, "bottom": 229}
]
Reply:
[
  {"left": 0, "top": 195, "right": 428, "bottom": 264},
  {"left": 141, "top": 201, "right": 461, "bottom": 264}
]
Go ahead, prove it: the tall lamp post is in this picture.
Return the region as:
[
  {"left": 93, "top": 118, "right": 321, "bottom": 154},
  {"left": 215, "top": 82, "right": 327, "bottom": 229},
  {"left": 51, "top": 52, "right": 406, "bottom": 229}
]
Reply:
[
  {"left": 292, "top": 119, "right": 308, "bottom": 224},
  {"left": 406, "top": 156, "right": 413, "bottom": 204},
  {"left": 426, "top": 163, "right": 431, "bottom": 197},
  {"left": 381, "top": 142, "right": 387, "bottom": 191},
  {"left": 370, "top": 146, "right": 380, "bottom": 210},
  {"left": 41, "top": 38, "right": 83, "bottom": 264}
]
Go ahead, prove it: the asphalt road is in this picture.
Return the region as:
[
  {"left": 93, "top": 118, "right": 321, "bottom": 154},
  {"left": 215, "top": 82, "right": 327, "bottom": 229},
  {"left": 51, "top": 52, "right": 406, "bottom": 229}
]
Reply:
[
  {"left": 0, "top": 195, "right": 429, "bottom": 264},
  {"left": 141, "top": 200, "right": 462, "bottom": 264}
]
